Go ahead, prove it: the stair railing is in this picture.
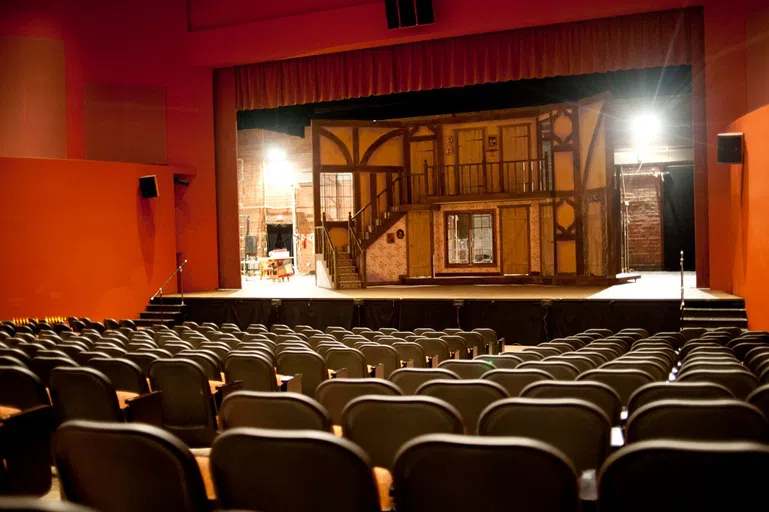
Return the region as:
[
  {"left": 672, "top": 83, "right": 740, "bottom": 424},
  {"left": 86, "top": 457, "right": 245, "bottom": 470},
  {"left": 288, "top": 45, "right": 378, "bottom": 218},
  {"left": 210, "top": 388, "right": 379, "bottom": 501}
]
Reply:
[
  {"left": 318, "top": 213, "right": 339, "bottom": 289},
  {"left": 151, "top": 259, "right": 188, "bottom": 325},
  {"left": 348, "top": 213, "right": 367, "bottom": 288},
  {"left": 350, "top": 175, "right": 403, "bottom": 240},
  {"left": 680, "top": 250, "right": 685, "bottom": 327}
]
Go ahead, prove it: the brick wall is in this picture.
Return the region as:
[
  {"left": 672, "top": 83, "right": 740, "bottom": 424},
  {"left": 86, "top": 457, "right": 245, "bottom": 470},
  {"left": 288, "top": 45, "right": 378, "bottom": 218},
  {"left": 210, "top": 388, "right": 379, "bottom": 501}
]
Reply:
[
  {"left": 236, "top": 127, "right": 315, "bottom": 275},
  {"left": 622, "top": 165, "right": 663, "bottom": 270}
]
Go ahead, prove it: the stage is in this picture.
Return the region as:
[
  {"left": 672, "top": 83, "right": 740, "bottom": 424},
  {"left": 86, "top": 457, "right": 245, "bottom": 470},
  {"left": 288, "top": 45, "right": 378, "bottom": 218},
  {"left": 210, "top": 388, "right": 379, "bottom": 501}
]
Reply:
[{"left": 167, "top": 272, "right": 743, "bottom": 344}]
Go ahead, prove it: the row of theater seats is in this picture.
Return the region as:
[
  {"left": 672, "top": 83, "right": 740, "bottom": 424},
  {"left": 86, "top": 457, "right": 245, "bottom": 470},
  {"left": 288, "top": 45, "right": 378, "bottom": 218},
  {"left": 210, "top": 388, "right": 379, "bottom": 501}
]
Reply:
[{"left": 1, "top": 320, "right": 769, "bottom": 511}]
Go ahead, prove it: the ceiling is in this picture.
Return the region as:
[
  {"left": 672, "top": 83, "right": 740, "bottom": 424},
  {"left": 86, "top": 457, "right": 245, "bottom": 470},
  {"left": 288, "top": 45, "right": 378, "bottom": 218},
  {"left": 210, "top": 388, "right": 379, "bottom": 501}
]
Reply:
[{"left": 187, "top": 0, "right": 380, "bottom": 31}]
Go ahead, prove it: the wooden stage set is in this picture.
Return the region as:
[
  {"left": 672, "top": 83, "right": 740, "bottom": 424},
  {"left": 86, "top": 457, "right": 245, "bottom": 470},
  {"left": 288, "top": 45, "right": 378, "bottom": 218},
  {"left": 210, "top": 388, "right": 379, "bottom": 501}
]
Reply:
[{"left": 166, "top": 272, "right": 744, "bottom": 345}]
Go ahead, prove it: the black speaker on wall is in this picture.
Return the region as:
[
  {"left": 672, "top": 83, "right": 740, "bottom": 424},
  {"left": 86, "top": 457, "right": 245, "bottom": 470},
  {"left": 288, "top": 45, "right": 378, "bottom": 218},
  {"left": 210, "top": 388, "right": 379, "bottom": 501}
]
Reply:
[
  {"left": 139, "top": 175, "right": 158, "bottom": 199},
  {"left": 385, "top": 0, "right": 434, "bottom": 29},
  {"left": 717, "top": 133, "right": 744, "bottom": 164}
]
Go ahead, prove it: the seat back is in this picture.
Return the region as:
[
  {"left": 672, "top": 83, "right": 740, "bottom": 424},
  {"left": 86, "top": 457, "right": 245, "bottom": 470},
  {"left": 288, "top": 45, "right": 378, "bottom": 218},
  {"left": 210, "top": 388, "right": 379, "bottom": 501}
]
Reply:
[
  {"left": 388, "top": 368, "right": 460, "bottom": 394},
  {"left": 416, "top": 379, "right": 507, "bottom": 434},
  {"left": 325, "top": 348, "right": 367, "bottom": 378},
  {"left": 479, "top": 397, "right": 611, "bottom": 472},
  {"left": 598, "top": 439, "right": 769, "bottom": 512},
  {"left": 481, "top": 368, "right": 554, "bottom": 396},
  {"left": 211, "top": 428, "right": 381, "bottom": 512},
  {"left": 518, "top": 361, "right": 580, "bottom": 380},
  {"left": 148, "top": 359, "right": 217, "bottom": 447},
  {"left": 30, "top": 357, "right": 79, "bottom": 387},
  {"left": 626, "top": 399, "right": 769, "bottom": 443},
  {"left": 416, "top": 338, "right": 451, "bottom": 363},
  {"left": 276, "top": 351, "right": 328, "bottom": 397},
  {"left": 438, "top": 360, "right": 495, "bottom": 379},
  {"left": 219, "top": 391, "right": 331, "bottom": 431},
  {"left": 576, "top": 369, "right": 655, "bottom": 405},
  {"left": 125, "top": 353, "right": 160, "bottom": 375},
  {"left": 315, "top": 378, "right": 401, "bottom": 425},
  {"left": 474, "top": 354, "right": 523, "bottom": 369},
  {"left": 521, "top": 380, "right": 622, "bottom": 425},
  {"left": 88, "top": 358, "right": 148, "bottom": 394},
  {"left": 54, "top": 421, "right": 209, "bottom": 512},
  {"left": 49, "top": 367, "right": 121, "bottom": 423},
  {"left": 223, "top": 353, "right": 277, "bottom": 392},
  {"left": 392, "top": 342, "right": 426, "bottom": 368},
  {"left": 627, "top": 381, "right": 734, "bottom": 416},
  {"left": 393, "top": 434, "right": 579, "bottom": 512},
  {"left": 342, "top": 395, "right": 463, "bottom": 470},
  {"left": 676, "top": 369, "right": 759, "bottom": 399},
  {"left": 359, "top": 345, "right": 399, "bottom": 378},
  {"left": 0, "top": 367, "right": 49, "bottom": 410}
]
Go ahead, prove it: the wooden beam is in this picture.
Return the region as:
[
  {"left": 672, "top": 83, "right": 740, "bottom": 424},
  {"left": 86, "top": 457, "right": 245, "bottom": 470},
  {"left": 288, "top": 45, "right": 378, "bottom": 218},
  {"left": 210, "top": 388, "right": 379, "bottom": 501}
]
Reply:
[{"left": 320, "top": 165, "right": 404, "bottom": 173}]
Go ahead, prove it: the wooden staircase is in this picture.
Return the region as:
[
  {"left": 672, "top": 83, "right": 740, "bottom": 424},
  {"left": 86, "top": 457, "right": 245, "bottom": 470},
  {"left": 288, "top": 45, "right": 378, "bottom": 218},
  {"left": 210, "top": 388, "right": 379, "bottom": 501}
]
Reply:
[
  {"left": 336, "top": 252, "right": 363, "bottom": 289},
  {"left": 360, "top": 205, "right": 406, "bottom": 247}
]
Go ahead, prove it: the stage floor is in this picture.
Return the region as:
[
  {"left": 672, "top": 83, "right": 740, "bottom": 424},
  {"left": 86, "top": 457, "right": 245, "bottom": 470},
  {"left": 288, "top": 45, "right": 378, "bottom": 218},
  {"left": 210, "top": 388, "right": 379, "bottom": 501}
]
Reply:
[{"left": 175, "top": 272, "right": 739, "bottom": 301}]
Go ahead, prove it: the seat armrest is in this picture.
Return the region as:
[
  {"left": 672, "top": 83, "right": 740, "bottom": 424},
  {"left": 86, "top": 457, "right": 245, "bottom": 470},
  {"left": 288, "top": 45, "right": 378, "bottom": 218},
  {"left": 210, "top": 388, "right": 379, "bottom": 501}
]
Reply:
[
  {"left": 214, "top": 381, "right": 243, "bottom": 409},
  {"left": 125, "top": 391, "right": 164, "bottom": 427}
]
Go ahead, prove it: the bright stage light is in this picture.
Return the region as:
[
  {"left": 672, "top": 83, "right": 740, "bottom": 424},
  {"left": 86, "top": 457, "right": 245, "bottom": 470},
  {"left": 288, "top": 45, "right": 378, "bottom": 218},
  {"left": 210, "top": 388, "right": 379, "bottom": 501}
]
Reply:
[
  {"left": 632, "top": 113, "right": 662, "bottom": 148},
  {"left": 267, "top": 148, "right": 287, "bottom": 162}
]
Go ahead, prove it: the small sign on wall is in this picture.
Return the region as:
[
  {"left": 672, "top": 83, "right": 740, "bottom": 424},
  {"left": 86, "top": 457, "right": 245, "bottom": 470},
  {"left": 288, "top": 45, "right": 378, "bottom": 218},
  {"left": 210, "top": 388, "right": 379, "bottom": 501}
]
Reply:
[
  {"left": 488, "top": 135, "right": 497, "bottom": 147},
  {"left": 387, "top": 233, "right": 395, "bottom": 244},
  {"left": 446, "top": 146, "right": 454, "bottom": 156},
  {"left": 445, "top": 135, "right": 454, "bottom": 145}
]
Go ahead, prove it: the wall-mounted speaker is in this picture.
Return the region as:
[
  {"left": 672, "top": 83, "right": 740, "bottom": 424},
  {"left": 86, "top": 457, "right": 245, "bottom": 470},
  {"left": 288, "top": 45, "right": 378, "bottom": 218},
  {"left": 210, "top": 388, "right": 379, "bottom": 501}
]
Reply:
[
  {"left": 385, "top": 0, "right": 434, "bottom": 29},
  {"left": 139, "top": 175, "right": 158, "bottom": 199},
  {"left": 717, "top": 133, "right": 744, "bottom": 164}
]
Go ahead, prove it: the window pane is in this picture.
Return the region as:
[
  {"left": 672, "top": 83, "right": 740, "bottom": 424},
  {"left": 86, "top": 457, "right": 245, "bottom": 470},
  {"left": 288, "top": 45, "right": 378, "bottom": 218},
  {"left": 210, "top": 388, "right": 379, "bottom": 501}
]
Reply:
[
  {"left": 471, "top": 213, "right": 494, "bottom": 264},
  {"left": 320, "top": 173, "right": 353, "bottom": 221},
  {"left": 447, "top": 213, "right": 470, "bottom": 264}
]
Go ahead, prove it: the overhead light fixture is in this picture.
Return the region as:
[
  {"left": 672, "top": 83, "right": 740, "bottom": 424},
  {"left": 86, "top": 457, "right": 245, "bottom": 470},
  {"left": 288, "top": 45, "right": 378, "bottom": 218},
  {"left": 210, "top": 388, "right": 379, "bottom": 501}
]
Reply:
[
  {"left": 266, "top": 148, "right": 287, "bottom": 162},
  {"left": 631, "top": 113, "right": 662, "bottom": 148}
]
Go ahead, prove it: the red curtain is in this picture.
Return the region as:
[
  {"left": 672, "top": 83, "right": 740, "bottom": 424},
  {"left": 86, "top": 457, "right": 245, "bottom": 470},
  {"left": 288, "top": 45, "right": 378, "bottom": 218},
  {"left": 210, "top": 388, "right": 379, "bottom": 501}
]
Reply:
[{"left": 235, "top": 8, "right": 701, "bottom": 111}]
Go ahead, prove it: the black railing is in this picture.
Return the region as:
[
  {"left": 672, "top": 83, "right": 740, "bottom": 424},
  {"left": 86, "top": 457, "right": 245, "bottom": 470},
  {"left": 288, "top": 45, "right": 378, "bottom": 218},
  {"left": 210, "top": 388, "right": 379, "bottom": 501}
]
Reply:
[
  {"left": 348, "top": 216, "right": 367, "bottom": 288},
  {"left": 350, "top": 175, "right": 403, "bottom": 238},
  {"left": 317, "top": 213, "right": 338, "bottom": 289},
  {"left": 419, "top": 157, "right": 552, "bottom": 198}
]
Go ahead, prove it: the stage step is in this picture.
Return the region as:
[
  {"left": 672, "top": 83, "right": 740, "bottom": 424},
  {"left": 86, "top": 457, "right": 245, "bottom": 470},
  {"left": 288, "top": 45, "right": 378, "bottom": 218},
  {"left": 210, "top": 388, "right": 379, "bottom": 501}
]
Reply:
[
  {"left": 133, "top": 298, "right": 187, "bottom": 328},
  {"left": 139, "top": 310, "right": 184, "bottom": 321},
  {"left": 681, "top": 299, "right": 748, "bottom": 329}
]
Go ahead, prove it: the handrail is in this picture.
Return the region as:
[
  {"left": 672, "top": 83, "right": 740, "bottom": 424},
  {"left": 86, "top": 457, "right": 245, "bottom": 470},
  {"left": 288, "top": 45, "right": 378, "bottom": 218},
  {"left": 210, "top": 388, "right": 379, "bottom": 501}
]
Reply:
[
  {"left": 319, "top": 213, "right": 339, "bottom": 289},
  {"left": 680, "top": 249, "right": 685, "bottom": 319},
  {"left": 351, "top": 175, "right": 402, "bottom": 235},
  {"left": 423, "top": 158, "right": 550, "bottom": 196},
  {"left": 151, "top": 259, "right": 188, "bottom": 325},
  {"left": 348, "top": 214, "right": 367, "bottom": 288}
]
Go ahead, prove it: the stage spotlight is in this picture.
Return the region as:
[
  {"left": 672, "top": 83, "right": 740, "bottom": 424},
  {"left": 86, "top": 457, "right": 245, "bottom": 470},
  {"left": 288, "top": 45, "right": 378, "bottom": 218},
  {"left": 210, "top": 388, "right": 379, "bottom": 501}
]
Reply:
[
  {"left": 267, "top": 148, "right": 287, "bottom": 162},
  {"left": 632, "top": 113, "right": 662, "bottom": 148}
]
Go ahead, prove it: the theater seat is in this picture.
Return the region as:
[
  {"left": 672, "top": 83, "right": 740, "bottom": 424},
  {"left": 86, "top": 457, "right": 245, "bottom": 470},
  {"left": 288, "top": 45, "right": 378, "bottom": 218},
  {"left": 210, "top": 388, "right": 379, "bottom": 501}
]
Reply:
[
  {"left": 393, "top": 434, "right": 579, "bottom": 512},
  {"left": 599, "top": 439, "right": 769, "bottom": 512},
  {"left": 219, "top": 391, "right": 332, "bottom": 431},
  {"left": 211, "top": 428, "right": 381, "bottom": 512},
  {"left": 53, "top": 421, "right": 209, "bottom": 512}
]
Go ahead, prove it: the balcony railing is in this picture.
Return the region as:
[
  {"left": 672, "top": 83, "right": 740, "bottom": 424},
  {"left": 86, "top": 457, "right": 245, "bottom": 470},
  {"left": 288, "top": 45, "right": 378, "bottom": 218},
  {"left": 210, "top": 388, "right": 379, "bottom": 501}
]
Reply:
[{"left": 411, "top": 157, "right": 552, "bottom": 202}]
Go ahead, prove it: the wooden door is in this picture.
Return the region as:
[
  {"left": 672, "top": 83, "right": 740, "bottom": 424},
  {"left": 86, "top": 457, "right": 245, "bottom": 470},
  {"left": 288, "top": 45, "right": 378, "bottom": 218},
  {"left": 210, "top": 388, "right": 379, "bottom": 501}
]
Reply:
[
  {"left": 501, "top": 124, "right": 531, "bottom": 193},
  {"left": 501, "top": 206, "right": 530, "bottom": 275},
  {"left": 456, "top": 128, "right": 485, "bottom": 194},
  {"left": 407, "top": 210, "right": 432, "bottom": 277}
]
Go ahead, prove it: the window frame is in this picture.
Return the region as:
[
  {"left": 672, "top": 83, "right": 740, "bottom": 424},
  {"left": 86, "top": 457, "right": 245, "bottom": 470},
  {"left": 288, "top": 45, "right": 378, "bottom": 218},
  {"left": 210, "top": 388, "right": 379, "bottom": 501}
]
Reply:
[{"left": 444, "top": 210, "right": 497, "bottom": 268}]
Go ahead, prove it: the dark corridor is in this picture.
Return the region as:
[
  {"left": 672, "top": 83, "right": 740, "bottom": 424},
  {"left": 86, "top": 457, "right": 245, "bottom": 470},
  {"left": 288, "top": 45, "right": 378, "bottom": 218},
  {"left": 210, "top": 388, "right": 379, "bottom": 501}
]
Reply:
[{"left": 662, "top": 165, "right": 695, "bottom": 271}]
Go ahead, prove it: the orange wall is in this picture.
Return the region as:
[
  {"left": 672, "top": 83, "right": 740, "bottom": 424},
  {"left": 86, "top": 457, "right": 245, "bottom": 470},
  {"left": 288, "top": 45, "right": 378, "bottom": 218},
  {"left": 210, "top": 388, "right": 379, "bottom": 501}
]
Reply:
[
  {"left": 0, "top": 0, "right": 766, "bottom": 317},
  {"left": 728, "top": 104, "right": 769, "bottom": 328},
  {"left": 0, "top": 0, "right": 219, "bottom": 321},
  {"left": 0, "top": 157, "right": 178, "bottom": 321}
]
